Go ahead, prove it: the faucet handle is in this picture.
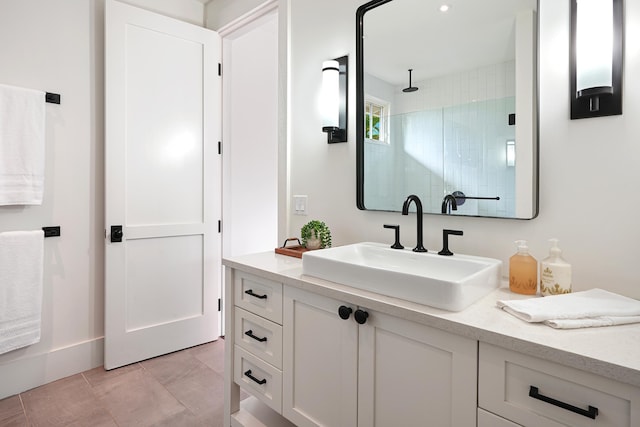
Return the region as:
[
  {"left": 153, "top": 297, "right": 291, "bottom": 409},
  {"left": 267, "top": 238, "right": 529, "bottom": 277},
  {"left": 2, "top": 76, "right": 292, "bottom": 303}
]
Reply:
[
  {"left": 438, "top": 229, "right": 463, "bottom": 256},
  {"left": 383, "top": 224, "right": 404, "bottom": 249}
]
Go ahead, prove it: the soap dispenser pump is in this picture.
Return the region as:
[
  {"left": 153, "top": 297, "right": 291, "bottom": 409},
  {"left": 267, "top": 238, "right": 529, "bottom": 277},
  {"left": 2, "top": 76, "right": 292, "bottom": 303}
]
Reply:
[
  {"left": 540, "top": 239, "right": 572, "bottom": 296},
  {"left": 509, "top": 240, "right": 538, "bottom": 295}
]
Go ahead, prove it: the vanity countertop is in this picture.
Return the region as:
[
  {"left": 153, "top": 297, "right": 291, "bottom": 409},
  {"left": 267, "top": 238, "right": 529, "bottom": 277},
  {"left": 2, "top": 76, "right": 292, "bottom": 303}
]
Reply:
[{"left": 223, "top": 251, "right": 640, "bottom": 388}]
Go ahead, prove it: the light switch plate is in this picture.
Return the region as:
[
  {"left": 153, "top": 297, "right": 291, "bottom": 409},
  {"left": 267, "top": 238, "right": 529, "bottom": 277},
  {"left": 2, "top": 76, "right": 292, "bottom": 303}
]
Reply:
[{"left": 293, "top": 195, "right": 308, "bottom": 215}]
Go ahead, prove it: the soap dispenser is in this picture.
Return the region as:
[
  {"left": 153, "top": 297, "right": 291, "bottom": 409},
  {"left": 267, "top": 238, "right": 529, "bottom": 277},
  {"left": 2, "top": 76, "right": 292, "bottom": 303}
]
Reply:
[
  {"left": 540, "top": 239, "right": 572, "bottom": 296},
  {"left": 509, "top": 240, "right": 538, "bottom": 295}
]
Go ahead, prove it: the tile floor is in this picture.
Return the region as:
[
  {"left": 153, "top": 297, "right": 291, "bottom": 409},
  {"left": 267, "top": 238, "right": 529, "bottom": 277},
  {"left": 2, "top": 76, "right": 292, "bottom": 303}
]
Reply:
[{"left": 0, "top": 338, "right": 228, "bottom": 426}]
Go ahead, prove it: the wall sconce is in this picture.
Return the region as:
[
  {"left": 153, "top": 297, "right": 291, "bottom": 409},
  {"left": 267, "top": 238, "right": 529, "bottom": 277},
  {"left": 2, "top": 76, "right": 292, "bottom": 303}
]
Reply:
[
  {"left": 506, "top": 140, "right": 516, "bottom": 167},
  {"left": 321, "top": 56, "right": 348, "bottom": 143},
  {"left": 570, "top": 0, "right": 623, "bottom": 119}
]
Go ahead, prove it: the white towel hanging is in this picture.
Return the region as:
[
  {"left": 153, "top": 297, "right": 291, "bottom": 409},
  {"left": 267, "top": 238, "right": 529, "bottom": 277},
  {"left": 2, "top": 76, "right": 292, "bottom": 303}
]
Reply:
[
  {"left": 0, "top": 230, "right": 44, "bottom": 354},
  {"left": 0, "top": 83, "right": 46, "bottom": 205}
]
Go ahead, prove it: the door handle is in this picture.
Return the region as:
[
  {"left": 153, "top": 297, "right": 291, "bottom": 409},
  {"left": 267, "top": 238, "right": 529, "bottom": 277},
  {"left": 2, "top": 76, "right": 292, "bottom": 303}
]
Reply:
[{"left": 111, "top": 225, "right": 124, "bottom": 243}]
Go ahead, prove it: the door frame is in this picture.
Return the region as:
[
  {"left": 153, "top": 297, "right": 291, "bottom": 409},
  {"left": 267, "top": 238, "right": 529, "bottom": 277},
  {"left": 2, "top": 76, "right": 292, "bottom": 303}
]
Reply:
[{"left": 216, "top": 0, "right": 285, "bottom": 336}]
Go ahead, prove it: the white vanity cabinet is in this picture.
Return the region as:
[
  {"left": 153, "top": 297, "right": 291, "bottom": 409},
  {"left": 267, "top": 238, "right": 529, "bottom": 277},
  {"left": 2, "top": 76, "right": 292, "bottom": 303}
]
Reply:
[
  {"left": 224, "top": 255, "right": 640, "bottom": 427},
  {"left": 282, "top": 286, "right": 478, "bottom": 427},
  {"left": 478, "top": 342, "right": 640, "bottom": 427}
]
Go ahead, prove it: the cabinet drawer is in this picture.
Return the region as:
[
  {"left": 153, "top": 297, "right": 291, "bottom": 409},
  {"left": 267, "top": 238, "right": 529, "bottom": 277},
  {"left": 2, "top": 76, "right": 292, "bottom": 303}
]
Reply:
[
  {"left": 478, "top": 408, "right": 522, "bottom": 427},
  {"left": 234, "top": 345, "right": 282, "bottom": 414},
  {"left": 234, "top": 307, "right": 283, "bottom": 369},
  {"left": 479, "top": 342, "right": 640, "bottom": 427},
  {"left": 234, "top": 271, "right": 282, "bottom": 324}
]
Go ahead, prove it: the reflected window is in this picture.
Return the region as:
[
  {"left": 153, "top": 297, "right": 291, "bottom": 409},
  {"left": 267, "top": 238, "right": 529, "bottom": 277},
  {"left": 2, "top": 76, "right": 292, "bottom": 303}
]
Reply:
[{"left": 365, "top": 96, "right": 389, "bottom": 143}]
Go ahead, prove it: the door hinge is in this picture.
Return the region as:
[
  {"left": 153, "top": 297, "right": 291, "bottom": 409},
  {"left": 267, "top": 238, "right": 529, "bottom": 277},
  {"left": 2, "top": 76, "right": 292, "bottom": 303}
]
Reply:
[
  {"left": 218, "top": 141, "right": 222, "bottom": 155},
  {"left": 218, "top": 220, "right": 222, "bottom": 233},
  {"left": 218, "top": 298, "right": 222, "bottom": 312},
  {"left": 218, "top": 63, "right": 222, "bottom": 76}
]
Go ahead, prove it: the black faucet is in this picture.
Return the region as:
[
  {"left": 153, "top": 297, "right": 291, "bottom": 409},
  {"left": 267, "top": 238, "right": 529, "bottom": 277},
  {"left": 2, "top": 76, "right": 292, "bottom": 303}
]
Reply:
[
  {"left": 441, "top": 194, "right": 458, "bottom": 214},
  {"left": 401, "top": 195, "right": 427, "bottom": 252},
  {"left": 383, "top": 224, "right": 404, "bottom": 249},
  {"left": 438, "top": 229, "right": 463, "bottom": 256}
]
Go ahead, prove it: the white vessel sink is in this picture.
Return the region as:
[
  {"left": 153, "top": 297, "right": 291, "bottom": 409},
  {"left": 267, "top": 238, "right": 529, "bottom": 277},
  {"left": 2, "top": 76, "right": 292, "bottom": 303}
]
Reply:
[{"left": 301, "top": 242, "right": 502, "bottom": 312}]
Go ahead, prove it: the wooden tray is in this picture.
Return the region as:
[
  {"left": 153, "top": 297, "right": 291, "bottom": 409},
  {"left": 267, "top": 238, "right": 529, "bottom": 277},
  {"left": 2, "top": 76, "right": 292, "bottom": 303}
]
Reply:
[
  {"left": 275, "top": 238, "right": 310, "bottom": 258},
  {"left": 274, "top": 245, "right": 310, "bottom": 258}
]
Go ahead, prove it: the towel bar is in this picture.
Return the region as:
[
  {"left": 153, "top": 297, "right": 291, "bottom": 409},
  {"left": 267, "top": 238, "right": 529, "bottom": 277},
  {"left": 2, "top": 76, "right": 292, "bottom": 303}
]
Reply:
[
  {"left": 45, "top": 92, "right": 60, "bottom": 104},
  {"left": 42, "top": 226, "right": 60, "bottom": 237}
]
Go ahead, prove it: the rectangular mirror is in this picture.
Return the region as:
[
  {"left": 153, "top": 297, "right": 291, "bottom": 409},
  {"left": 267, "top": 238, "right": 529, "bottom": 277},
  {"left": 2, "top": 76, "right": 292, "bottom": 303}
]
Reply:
[{"left": 356, "top": 0, "right": 539, "bottom": 219}]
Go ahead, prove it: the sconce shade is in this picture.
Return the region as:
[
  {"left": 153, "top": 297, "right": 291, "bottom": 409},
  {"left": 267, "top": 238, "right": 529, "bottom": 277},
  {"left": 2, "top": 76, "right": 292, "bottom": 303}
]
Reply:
[
  {"left": 506, "top": 140, "right": 516, "bottom": 167},
  {"left": 321, "top": 56, "right": 348, "bottom": 143},
  {"left": 322, "top": 60, "right": 340, "bottom": 128},
  {"left": 570, "top": 0, "right": 623, "bottom": 119},
  {"left": 575, "top": 0, "right": 613, "bottom": 97}
]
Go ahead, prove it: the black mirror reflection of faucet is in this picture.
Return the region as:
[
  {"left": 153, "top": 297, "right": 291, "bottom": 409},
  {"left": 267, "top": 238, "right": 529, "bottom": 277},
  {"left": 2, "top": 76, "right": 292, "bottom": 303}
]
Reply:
[
  {"left": 438, "top": 229, "right": 463, "bottom": 256},
  {"left": 383, "top": 224, "right": 404, "bottom": 249},
  {"left": 401, "top": 195, "right": 427, "bottom": 252},
  {"left": 441, "top": 194, "right": 458, "bottom": 214}
]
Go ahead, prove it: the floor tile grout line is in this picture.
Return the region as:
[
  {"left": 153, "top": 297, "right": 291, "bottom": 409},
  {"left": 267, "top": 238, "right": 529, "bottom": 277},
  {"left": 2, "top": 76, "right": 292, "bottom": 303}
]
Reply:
[
  {"left": 81, "top": 370, "right": 122, "bottom": 426},
  {"left": 140, "top": 351, "right": 214, "bottom": 420},
  {"left": 17, "top": 393, "right": 30, "bottom": 425}
]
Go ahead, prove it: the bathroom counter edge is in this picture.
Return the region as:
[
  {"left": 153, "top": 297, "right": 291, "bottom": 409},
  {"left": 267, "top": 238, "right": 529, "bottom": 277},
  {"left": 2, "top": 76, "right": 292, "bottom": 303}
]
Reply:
[{"left": 223, "top": 252, "right": 640, "bottom": 388}]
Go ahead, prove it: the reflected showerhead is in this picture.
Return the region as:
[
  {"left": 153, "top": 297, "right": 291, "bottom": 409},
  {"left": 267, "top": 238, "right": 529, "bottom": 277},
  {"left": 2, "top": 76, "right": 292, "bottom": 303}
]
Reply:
[{"left": 402, "top": 69, "right": 419, "bottom": 93}]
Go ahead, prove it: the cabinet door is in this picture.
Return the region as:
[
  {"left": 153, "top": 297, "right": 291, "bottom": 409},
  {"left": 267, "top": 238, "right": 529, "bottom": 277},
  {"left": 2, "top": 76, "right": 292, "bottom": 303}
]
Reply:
[
  {"left": 358, "top": 309, "right": 477, "bottom": 427},
  {"left": 283, "top": 287, "right": 358, "bottom": 427}
]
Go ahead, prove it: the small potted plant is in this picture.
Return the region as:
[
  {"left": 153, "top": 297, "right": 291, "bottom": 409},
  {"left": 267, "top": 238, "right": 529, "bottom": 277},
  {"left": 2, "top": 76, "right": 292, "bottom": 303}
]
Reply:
[{"left": 301, "top": 220, "right": 332, "bottom": 250}]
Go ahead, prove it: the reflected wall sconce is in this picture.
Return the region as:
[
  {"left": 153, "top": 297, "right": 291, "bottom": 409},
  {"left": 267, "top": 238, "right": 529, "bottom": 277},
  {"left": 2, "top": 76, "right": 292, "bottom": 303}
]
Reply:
[
  {"left": 506, "top": 140, "right": 516, "bottom": 167},
  {"left": 570, "top": 0, "right": 623, "bottom": 119},
  {"left": 321, "top": 56, "right": 348, "bottom": 143}
]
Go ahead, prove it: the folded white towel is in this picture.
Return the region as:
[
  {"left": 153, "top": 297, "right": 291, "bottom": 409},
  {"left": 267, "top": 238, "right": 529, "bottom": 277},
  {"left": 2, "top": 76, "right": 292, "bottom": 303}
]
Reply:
[
  {"left": 497, "top": 288, "right": 640, "bottom": 329},
  {"left": 0, "top": 230, "right": 44, "bottom": 354},
  {"left": 0, "top": 84, "right": 46, "bottom": 205}
]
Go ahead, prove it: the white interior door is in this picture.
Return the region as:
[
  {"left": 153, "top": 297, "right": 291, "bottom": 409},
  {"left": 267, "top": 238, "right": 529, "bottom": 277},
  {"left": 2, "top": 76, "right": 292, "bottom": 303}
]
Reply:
[{"left": 104, "top": 0, "right": 221, "bottom": 370}]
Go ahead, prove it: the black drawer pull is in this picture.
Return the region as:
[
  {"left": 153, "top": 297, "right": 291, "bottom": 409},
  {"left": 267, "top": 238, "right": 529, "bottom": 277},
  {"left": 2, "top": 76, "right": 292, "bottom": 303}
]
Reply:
[
  {"left": 244, "top": 369, "right": 267, "bottom": 385},
  {"left": 245, "top": 329, "right": 267, "bottom": 342},
  {"left": 245, "top": 289, "right": 267, "bottom": 299},
  {"left": 529, "top": 386, "right": 599, "bottom": 419}
]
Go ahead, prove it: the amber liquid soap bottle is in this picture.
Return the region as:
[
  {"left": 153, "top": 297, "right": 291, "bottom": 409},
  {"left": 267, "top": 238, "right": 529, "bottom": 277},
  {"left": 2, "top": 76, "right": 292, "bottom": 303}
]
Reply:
[{"left": 509, "top": 240, "right": 538, "bottom": 295}]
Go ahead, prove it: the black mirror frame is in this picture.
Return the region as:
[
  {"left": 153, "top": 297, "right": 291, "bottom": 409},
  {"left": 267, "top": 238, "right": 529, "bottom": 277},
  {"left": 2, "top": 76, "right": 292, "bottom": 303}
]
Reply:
[
  {"left": 355, "top": 0, "right": 540, "bottom": 219},
  {"left": 356, "top": 0, "right": 392, "bottom": 210}
]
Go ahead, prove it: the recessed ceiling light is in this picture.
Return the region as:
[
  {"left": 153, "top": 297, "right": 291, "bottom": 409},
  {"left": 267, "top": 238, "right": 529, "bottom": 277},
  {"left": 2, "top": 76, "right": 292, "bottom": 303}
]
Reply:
[{"left": 439, "top": 4, "right": 450, "bottom": 12}]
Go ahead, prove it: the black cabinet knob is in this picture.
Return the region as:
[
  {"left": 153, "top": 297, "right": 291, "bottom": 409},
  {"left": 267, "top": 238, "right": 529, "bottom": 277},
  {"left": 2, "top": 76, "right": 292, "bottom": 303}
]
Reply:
[
  {"left": 338, "top": 305, "right": 353, "bottom": 320},
  {"left": 354, "top": 309, "right": 369, "bottom": 324}
]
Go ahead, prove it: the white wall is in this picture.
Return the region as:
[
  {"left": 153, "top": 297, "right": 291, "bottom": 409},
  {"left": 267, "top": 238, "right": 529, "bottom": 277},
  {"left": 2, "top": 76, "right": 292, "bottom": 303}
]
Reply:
[
  {"left": 205, "top": 0, "right": 268, "bottom": 30},
  {"left": 288, "top": 0, "right": 640, "bottom": 300},
  {"left": 0, "top": 0, "right": 204, "bottom": 400},
  {"left": 222, "top": 13, "right": 279, "bottom": 256}
]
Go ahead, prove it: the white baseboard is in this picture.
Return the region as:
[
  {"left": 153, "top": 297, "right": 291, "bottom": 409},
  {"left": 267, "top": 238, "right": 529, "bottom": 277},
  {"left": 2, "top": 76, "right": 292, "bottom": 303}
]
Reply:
[{"left": 0, "top": 337, "right": 104, "bottom": 400}]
